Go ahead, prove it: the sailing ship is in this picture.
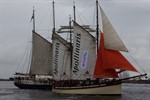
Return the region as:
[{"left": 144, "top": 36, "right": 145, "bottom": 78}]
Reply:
[
  {"left": 14, "top": 8, "right": 53, "bottom": 90},
  {"left": 52, "top": 0, "right": 147, "bottom": 94}
]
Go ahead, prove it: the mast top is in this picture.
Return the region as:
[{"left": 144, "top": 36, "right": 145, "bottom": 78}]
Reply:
[
  {"left": 52, "top": 1, "right": 55, "bottom": 33},
  {"left": 32, "top": 6, "right": 35, "bottom": 31}
]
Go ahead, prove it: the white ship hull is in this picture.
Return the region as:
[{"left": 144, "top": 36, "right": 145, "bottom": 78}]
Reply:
[{"left": 52, "top": 84, "right": 121, "bottom": 95}]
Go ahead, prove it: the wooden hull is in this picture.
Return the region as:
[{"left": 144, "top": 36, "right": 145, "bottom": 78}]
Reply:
[
  {"left": 52, "top": 84, "right": 121, "bottom": 95},
  {"left": 14, "top": 79, "right": 52, "bottom": 90}
]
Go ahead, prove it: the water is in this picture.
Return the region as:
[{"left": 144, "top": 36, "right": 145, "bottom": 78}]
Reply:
[{"left": 0, "top": 81, "right": 150, "bottom": 100}]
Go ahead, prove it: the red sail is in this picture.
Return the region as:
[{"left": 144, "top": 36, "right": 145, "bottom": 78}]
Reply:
[
  {"left": 94, "top": 68, "right": 119, "bottom": 78},
  {"left": 94, "top": 32, "right": 118, "bottom": 78},
  {"left": 94, "top": 32, "right": 137, "bottom": 78}
]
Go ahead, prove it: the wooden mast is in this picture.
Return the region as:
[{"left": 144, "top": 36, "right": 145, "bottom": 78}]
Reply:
[
  {"left": 73, "top": 1, "right": 76, "bottom": 22},
  {"left": 32, "top": 6, "right": 35, "bottom": 31},
  {"left": 96, "top": 0, "right": 99, "bottom": 53},
  {"left": 52, "top": 1, "right": 55, "bottom": 33}
]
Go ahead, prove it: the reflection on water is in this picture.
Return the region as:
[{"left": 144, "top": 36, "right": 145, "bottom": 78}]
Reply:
[{"left": 0, "top": 81, "right": 150, "bottom": 100}]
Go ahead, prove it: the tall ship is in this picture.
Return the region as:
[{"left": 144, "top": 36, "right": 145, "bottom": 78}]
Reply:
[
  {"left": 51, "top": 0, "right": 147, "bottom": 95},
  {"left": 14, "top": 8, "right": 53, "bottom": 90}
]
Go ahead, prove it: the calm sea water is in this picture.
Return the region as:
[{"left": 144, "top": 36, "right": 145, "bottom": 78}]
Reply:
[{"left": 0, "top": 81, "right": 150, "bottom": 100}]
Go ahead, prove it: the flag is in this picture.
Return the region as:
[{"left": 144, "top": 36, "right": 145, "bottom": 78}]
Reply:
[{"left": 30, "top": 13, "right": 34, "bottom": 22}]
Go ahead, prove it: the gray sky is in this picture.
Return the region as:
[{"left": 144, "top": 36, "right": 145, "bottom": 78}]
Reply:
[{"left": 0, "top": 0, "right": 150, "bottom": 79}]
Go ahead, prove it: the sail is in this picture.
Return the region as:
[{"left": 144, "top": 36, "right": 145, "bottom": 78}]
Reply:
[
  {"left": 100, "top": 7, "right": 128, "bottom": 52},
  {"left": 93, "top": 32, "right": 137, "bottom": 78},
  {"left": 71, "top": 22, "right": 97, "bottom": 80},
  {"left": 52, "top": 33, "right": 71, "bottom": 80},
  {"left": 30, "top": 31, "right": 52, "bottom": 75}
]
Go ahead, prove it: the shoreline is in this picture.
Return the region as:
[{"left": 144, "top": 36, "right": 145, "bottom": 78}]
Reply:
[{"left": 0, "top": 79, "right": 13, "bottom": 81}]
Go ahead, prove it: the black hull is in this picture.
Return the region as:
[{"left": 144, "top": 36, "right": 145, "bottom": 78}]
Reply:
[{"left": 14, "top": 82, "right": 52, "bottom": 90}]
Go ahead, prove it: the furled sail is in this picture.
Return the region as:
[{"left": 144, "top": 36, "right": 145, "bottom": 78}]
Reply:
[
  {"left": 71, "top": 22, "right": 96, "bottom": 80},
  {"left": 93, "top": 32, "right": 137, "bottom": 78},
  {"left": 52, "top": 33, "right": 71, "bottom": 80},
  {"left": 100, "top": 7, "right": 128, "bottom": 52},
  {"left": 30, "top": 31, "right": 52, "bottom": 75}
]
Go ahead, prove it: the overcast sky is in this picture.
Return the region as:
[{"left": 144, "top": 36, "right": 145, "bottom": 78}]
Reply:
[{"left": 0, "top": 0, "right": 150, "bottom": 79}]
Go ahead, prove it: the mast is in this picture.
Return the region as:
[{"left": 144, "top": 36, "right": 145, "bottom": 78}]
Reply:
[
  {"left": 96, "top": 0, "right": 99, "bottom": 53},
  {"left": 52, "top": 1, "right": 55, "bottom": 33},
  {"left": 73, "top": 1, "right": 76, "bottom": 22},
  {"left": 69, "top": 15, "right": 72, "bottom": 43},
  {"left": 69, "top": 15, "right": 72, "bottom": 79},
  {"left": 32, "top": 6, "right": 35, "bottom": 31}
]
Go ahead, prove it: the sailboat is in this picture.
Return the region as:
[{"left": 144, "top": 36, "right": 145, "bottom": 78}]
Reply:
[
  {"left": 14, "top": 30, "right": 53, "bottom": 90},
  {"left": 51, "top": 0, "right": 147, "bottom": 95},
  {"left": 14, "top": 8, "right": 53, "bottom": 90}
]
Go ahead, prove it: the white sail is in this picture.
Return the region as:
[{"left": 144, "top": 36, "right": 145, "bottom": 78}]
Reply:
[
  {"left": 71, "top": 22, "right": 97, "bottom": 80},
  {"left": 52, "top": 33, "right": 71, "bottom": 80},
  {"left": 100, "top": 7, "right": 128, "bottom": 52},
  {"left": 30, "top": 31, "right": 52, "bottom": 75}
]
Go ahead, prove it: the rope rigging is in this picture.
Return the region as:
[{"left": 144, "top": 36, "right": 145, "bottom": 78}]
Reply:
[{"left": 16, "top": 42, "right": 31, "bottom": 74}]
